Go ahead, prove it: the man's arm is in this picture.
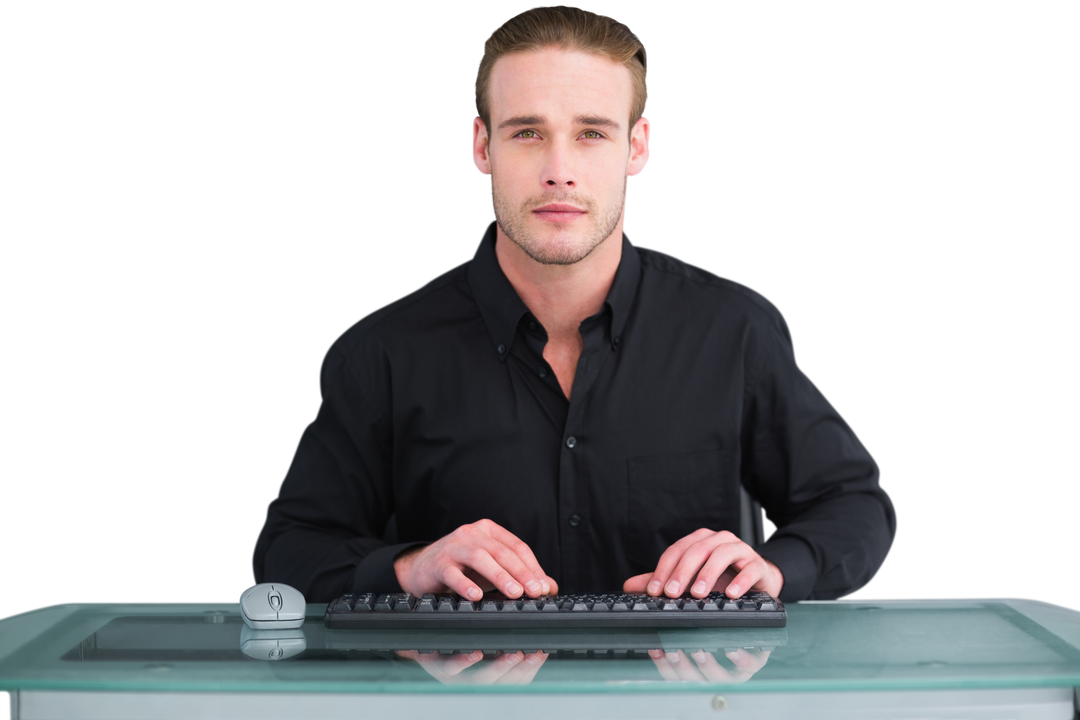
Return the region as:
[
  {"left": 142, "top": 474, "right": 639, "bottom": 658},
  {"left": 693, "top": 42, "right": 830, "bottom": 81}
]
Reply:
[
  {"left": 390, "top": 544, "right": 427, "bottom": 587},
  {"left": 254, "top": 337, "right": 557, "bottom": 602},
  {"left": 253, "top": 341, "right": 409, "bottom": 601},
  {"left": 741, "top": 313, "right": 895, "bottom": 601}
]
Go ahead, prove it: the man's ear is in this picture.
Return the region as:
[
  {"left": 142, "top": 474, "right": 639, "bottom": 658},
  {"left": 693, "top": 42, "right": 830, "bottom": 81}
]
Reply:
[
  {"left": 473, "top": 117, "right": 492, "bottom": 175},
  {"left": 627, "top": 116, "right": 650, "bottom": 176}
]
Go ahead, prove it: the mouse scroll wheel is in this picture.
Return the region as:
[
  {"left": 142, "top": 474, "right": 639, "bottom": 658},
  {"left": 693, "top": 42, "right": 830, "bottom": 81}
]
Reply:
[{"left": 268, "top": 591, "right": 283, "bottom": 611}]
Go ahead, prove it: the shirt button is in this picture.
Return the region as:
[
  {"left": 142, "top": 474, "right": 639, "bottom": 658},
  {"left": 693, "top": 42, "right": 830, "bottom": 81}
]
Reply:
[
  {"left": 613, "top": 336, "right": 621, "bottom": 346},
  {"left": 497, "top": 344, "right": 506, "bottom": 355},
  {"left": 528, "top": 321, "right": 538, "bottom": 331},
  {"left": 539, "top": 368, "right": 548, "bottom": 378},
  {"left": 566, "top": 436, "right": 577, "bottom": 448},
  {"left": 568, "top": 514, "right": 582, "bottom": 528}
]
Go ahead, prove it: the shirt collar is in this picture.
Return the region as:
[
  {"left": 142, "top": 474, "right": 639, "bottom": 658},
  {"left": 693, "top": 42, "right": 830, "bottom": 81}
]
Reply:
[{"left": 467, "top": 222, "right": 642, "bottom": 360}]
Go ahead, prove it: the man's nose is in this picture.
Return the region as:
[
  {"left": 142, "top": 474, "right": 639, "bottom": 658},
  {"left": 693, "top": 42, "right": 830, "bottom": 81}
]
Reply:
[{"left": 541, "top": 140, "right": 575, "bottom": 187}]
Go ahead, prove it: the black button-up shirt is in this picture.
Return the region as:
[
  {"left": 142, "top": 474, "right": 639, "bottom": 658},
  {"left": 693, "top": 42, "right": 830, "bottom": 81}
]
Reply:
[{"left": 254, "top": 224, "right": 895, "bottom": 602}]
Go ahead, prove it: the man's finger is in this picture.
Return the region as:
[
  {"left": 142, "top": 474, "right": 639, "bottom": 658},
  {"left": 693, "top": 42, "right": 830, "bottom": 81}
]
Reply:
[
  {"left": 723, "top": 557, "right": 770, "bottom": 599},
  {"left": 726, "top": 647, "right": 771, "bottom": 675},
  {"left": 449, "top": 542, "right": 532, "bottom": 597},
  {"left": 644, "top": 542, "right": 693, "bottom": 595},
  {"left": 691, "top": 548, "right": 768, "bottom": 600},
  {"left": 438, "top": 564, "right": 484, "bottom": 601},
  {"left": 643, "top": 528, "right": 730, "bottom": 595},
  {"left": 486, "top": 523, "right": 555, "bottom": 596},
  {"left": 481, "top": 537, "right": 548, "bottom": 597},
  {"left": 623, "top": 573, "right": 652, "bottom": 593},
  {"left": 664, "top": 534, "right": 750, "bottom": 597},
  {"left": 689, "top": 543, "right": 757, "bottom": 598}
]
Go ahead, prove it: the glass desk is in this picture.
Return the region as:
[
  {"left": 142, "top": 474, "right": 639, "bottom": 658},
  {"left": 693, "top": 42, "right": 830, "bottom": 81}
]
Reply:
[{"left": 2, "top": 599, "right": 1079, "bottom": 719}]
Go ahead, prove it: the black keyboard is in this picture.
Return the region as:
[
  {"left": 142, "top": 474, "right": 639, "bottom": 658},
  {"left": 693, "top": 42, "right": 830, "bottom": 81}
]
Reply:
[{"left": 324, "top": 591, "right": 786, "bottom": 629}]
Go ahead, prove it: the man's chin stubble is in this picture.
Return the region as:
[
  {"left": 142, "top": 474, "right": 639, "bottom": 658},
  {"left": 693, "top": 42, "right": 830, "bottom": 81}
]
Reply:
[
  {"left": 492, "top": 180, "right": 626, "bottom": 267},
  {"left": 494, "top": 209, "right": 622, "bottom": 268},
  {"left": 502, "top": 230, "right": 604, "bottom": 266}
]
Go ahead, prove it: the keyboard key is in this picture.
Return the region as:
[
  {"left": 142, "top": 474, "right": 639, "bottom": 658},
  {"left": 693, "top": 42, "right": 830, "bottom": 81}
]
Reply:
[
  {"left": 332, "top": 595, "right": 355, "bottom": 612},
  {"left": 681, "top": 599, "right": 702, "bottom": 611},
  {"left": 541, "top": 600, "right": 560, "bottom": 612},
  {"left": 437, "top": 597, "right": 455, "bottom": 613},
  {"left": 660, "top": 599, "right": 681, "bottom": 611},
  {"left": 702, "top": 599, "right": 720, "bottom": 611},
  {"left": 759, "top": 601, "right": 778, "bottom": 612},
  {"left": 611, "top": 600, "right": 629, "bottom": 611},
  {"left": 417, "top": 597, "right": 436, "bottom": 612},
  {"left": 374, "top": 594, "right": 393, "bottom": 612},
  {"left": 521, "top": 599, "right": 540, "bottom": 612},
  {"left": 480, "top": 600, "right": 499, "bottom": 612},
  {"left": 392, "top": 593, "right": 415, "bottom": 612},
  {"left": 456, "top": 600, "right": 475, "bottom": 612},
  {"left": 740, "top": 601, "right": 759, "bottom": 611},
  {"left": 571, "top": 600, "right": 590, "bottom": 612},
  {"left": 721, "top": 599, "right": 740, "bottom": 611},
  {"left": 500, "top": 600, "right": 520, "bottom": 612},
  {"left": 592, "top": 600, "right": 611, "bottom": 612}
]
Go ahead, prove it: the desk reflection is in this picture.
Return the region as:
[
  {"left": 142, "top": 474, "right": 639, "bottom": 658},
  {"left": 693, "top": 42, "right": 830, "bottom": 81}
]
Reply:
[{"left": 61, "top": 615, "right": 784, "bottom": 688}]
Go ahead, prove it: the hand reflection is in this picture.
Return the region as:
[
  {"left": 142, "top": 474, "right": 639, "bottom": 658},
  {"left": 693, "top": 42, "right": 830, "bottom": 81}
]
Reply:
[
  {"left": 396, "top": 649, "right": 549, "bottom": 685},
  {"left": 647, "top": 647, "right": 771, "bottom": 684}
]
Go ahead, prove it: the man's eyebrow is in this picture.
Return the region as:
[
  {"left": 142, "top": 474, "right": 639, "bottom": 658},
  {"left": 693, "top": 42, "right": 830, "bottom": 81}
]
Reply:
[{"left": 495, "top": 115, "right": 622, "bottom": 131}]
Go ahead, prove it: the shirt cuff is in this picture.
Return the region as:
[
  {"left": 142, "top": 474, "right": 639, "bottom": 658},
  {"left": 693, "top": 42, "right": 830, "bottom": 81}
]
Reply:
[
  {"left": 757, "top": 535, "right": 817, "bottom": 602},
  {"left": 349, "top": 542, "right": 428, "bottom": 594}
]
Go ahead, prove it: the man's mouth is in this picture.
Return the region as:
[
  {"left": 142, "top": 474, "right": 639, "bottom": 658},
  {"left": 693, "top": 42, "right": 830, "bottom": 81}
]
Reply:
[{"left": 532, "top": 204, "right": 587, "bottom": 222}]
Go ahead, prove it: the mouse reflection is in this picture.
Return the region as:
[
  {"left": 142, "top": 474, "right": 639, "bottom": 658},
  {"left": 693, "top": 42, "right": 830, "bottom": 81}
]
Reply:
[{"left": 396, "top": 647, "right": 770, "bottom": 685}]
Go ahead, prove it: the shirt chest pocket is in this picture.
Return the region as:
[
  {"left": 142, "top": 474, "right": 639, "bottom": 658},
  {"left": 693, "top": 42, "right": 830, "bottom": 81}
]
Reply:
[{"left": 625, "top": 448, "right": 739, "bottom": 572}]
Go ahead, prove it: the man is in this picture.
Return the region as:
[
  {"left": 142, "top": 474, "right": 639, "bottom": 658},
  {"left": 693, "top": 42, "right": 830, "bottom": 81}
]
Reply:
[{"left": 254, "top": 7, "right": 895, "bottom": 605}]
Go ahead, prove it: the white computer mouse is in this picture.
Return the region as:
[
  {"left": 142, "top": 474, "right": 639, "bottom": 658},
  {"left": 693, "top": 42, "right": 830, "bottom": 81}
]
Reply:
[{"left": 239, "top": 583, "right": 307, "bottom": 629}]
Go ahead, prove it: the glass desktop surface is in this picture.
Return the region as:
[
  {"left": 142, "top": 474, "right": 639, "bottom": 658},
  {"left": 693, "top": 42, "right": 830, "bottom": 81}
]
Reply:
[{"left": 2, "top": 600, "right": 1080, "bottom": 695}]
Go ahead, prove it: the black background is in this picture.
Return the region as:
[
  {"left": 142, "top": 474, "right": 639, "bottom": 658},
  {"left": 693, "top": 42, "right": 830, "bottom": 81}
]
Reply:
[{"left": 4, "top": 7, "right": 1062, "bottom": 621}]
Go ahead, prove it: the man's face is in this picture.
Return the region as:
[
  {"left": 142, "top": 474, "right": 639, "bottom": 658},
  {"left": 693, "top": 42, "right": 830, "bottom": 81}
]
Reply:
[{"left": 474, "top": 48, "right": 648, "bottom": 266}]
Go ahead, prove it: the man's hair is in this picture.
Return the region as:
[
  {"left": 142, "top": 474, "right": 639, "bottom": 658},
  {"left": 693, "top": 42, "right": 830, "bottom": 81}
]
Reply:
[{"left": 476, "top": 6, "right": 647, "bottom": 137}]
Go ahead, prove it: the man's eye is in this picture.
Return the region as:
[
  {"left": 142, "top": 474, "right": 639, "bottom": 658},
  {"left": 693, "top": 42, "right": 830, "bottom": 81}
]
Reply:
[
  {"left": 583, "top": 131, "right": 602, "bottom": 139},
  {"left": 511, "top": 130, "right": 604, "bottom": 140},
  {"left": 518, "top": 130, "right": 537, "bottom": 139}
]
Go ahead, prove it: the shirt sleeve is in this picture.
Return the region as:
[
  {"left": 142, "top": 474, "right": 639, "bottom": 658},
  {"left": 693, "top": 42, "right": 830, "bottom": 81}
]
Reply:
[
  {"left": 741, "top": 312, "right": 896, "bottom": 602},
  {"left": 253, "top": 339, "right": 418, "bottom": 602}
]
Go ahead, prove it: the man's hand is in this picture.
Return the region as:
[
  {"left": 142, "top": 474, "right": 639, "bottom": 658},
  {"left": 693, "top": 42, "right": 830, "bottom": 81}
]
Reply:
[
  {"left": 623, "top": 529, "right": 783, "bottom": 599},
  {"left": 394, "top": 519, "right": 558, "bottom": 600}
]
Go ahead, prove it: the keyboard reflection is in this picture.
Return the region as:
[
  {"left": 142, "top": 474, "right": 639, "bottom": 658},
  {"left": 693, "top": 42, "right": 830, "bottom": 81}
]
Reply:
[
  {"left": 323, "top": 625, "right": 786, "bottom": 654},
  {"left": 393, "top": 646, "right": 773, "bottom": 686}
]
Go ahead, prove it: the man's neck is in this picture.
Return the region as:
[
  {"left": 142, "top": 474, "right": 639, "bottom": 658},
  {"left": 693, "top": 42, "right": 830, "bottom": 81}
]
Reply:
[{"left": 494, "top": 223, "right": 623, "bottom": 342}]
